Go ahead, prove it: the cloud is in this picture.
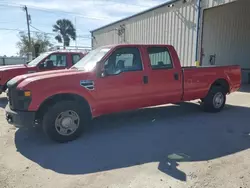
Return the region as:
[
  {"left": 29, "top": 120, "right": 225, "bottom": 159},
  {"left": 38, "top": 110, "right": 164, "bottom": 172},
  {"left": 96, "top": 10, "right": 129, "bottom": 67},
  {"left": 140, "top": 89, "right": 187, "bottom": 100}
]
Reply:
[{"left": 14, "top": 0, "right": 166, "bottom": 20}]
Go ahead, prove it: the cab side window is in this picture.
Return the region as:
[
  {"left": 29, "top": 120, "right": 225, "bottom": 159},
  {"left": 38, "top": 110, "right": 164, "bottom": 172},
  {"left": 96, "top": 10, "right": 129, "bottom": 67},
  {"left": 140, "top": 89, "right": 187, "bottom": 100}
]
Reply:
[
  {"left": 48, "top": 54, "right": 67, "bottom": 67},
  {"left": 72, "top": 54, "right": 81, "bottom": 65},
  {"left": 148, "top": 47, "right": 173, "bottom": 70},
  {"left": 104, "top": 47, "right": 142, "bottom": 75}
]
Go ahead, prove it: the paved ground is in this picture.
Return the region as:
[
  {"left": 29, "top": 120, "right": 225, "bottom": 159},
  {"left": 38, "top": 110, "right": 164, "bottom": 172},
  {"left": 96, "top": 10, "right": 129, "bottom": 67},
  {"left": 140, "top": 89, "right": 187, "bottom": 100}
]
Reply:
[{"left": 0, "top": 86, "right": 250, "bottom": 188}]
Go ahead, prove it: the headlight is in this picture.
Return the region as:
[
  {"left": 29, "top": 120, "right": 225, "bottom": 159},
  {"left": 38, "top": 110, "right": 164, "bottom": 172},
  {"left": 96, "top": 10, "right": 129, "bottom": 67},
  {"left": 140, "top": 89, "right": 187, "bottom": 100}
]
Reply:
[{"left": 13, "top": 90, "right": 32, "bottom": 110}]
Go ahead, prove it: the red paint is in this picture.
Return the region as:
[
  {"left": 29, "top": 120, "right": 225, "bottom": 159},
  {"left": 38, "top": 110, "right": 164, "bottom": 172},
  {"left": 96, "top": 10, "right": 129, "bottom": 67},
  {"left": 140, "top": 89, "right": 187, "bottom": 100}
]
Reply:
[
  {"left": 0, "top": 51, "right": 86, "bottom": 92},
  {"left": 12, "top": 44, "right": 241, "bottom": 117}
]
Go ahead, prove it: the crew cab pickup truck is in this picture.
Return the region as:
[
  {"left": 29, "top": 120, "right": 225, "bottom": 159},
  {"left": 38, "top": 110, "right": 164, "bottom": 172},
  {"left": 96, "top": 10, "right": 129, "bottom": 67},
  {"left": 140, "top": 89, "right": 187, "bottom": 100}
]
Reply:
[
  {"left": 5, "top": 44, "right": 241, "bottom": 142},
  {"left": 0, "top": 50, "right": 86, "bottom": 94}
]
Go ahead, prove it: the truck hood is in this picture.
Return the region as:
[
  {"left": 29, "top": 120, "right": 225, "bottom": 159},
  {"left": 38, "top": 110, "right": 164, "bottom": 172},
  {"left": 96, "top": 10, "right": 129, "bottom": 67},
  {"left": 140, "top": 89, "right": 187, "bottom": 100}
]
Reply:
[
  {"left": 11, "top": 69, "right": 85, "bottom": 86},
  {"left": 0, "top": 64, "right": 27, "bottom": 71}
]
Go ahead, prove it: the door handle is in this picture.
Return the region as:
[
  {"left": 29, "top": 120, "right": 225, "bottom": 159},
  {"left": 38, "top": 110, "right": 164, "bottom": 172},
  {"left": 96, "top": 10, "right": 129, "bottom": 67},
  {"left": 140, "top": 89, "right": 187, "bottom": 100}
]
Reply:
[
  {"left": 174, "top": 73, "right": 179, "bottom": 80},
  {"left": 143, "top": 76, "right": 148, "bottom": 84}
]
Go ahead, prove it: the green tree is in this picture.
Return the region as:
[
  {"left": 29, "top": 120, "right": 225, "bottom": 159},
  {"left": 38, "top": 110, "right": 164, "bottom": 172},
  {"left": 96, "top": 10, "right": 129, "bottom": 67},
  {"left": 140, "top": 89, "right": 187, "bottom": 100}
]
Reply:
[
  {"left": 16, "top": 32, "right": 52, "bottom": 57},
  {"left": 52, "top": 19, "right": 76, "bottom": 48}
]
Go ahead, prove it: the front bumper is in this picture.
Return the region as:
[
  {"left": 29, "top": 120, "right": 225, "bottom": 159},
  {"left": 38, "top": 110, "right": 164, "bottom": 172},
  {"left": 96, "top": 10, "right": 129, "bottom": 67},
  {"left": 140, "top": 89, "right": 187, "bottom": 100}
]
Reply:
[{"left": 5, "top": 104, "right": 35, "bottom": 127}]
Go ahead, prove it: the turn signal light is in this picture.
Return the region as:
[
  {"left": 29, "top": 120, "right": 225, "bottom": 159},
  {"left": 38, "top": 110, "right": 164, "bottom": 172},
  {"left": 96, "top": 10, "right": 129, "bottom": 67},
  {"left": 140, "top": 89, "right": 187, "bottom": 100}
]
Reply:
[{"left": 24, "top": 91, "right": 31, "bottom": 97}]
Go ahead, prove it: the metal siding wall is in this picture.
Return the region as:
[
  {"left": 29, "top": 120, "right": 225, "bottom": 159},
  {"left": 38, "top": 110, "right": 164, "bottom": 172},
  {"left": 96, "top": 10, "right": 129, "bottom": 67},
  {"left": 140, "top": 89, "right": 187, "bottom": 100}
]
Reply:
[
  {"left": 91, "top": 0, "right": 243, "bottom": 67},
  {"left": 92, "top": 0, "right": 198, "bottom": 67},
  {"left": 202, "top": 0, "right": 250, "bottom": 68},
  {"left": 195, "top": 0, "right": 237, "bottom": 62},
  {"left": 201, "top": 0, "right": 250, "bottom": 83},
  {"left": 203, "top": 0, "right": 237, "bottom": 8}
]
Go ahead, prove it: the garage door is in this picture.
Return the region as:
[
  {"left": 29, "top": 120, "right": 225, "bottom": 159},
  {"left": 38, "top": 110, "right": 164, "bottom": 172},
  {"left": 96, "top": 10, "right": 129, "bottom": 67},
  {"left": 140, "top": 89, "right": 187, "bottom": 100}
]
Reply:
[{"left": 201, "top": 0, "right": 250, "bottom": 83}]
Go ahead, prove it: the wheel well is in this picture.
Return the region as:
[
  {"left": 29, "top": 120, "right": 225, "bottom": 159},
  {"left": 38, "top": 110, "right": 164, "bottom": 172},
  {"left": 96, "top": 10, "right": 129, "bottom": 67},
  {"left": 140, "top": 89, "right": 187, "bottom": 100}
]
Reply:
[
  {"left": 35, "top": 93, "right": 91, "bottom": 120},
  {"left": 211, "top": 79, "right": 230, "bottom": 94},
  {"left": 2, "top": 82, "right": 8, "bottom": 91},
  {"left": 2, "top": 79, "right": 12, "bottom": 92}
]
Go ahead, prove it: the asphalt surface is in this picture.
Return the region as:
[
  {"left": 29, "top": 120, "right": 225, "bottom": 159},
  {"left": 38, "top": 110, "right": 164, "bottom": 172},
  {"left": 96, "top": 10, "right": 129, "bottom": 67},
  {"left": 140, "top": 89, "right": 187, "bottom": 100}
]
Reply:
[{"left": 0, "top": 86, "right": 250, "bottom": 188}]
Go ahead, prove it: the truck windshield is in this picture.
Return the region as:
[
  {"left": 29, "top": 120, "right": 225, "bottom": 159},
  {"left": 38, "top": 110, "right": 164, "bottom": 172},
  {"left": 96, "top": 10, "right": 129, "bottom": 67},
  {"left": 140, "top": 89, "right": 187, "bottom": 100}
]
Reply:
[
  {"left": 27, "top": 52, "right": 50, "bottom": 67},
  {"left": 73, "top": 47, "right": 111, "bottom": 71}
]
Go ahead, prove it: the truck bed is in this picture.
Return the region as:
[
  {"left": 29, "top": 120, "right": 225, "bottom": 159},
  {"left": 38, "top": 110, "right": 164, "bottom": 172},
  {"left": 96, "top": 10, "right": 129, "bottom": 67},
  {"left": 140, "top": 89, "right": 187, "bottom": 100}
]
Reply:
[{"left": 181, "top": 65, "right": 241, "bottom": 101}]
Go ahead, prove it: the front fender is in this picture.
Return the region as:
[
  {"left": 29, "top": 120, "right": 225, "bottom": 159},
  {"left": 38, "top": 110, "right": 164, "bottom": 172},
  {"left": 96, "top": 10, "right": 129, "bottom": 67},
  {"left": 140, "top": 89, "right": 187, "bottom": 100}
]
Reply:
[{"left": 28, "top": 87, "right": 96, "bottom": 112}]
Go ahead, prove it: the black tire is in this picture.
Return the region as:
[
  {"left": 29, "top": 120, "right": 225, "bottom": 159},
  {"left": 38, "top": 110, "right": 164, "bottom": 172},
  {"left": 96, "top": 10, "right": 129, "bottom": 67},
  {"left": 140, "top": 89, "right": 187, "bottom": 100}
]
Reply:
[
  {"left": 202, "top": 86, "right": 226, "bottom": 113},
  {"left": 42, "top": 101, "right": 91, "bottom": 143}
]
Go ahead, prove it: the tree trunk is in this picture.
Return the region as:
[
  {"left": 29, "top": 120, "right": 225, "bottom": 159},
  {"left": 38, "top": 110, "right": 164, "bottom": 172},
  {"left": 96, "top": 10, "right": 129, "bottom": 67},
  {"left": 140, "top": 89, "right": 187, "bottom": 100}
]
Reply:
[{"left": 63, "top": 36, "right": 66, "bottom": 49}]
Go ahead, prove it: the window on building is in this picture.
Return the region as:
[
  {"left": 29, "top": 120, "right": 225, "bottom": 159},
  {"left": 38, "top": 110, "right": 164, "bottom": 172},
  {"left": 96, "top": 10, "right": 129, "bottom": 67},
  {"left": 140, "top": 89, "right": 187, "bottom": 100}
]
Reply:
[
  {"left": 104, "top": 47, "right": 142, "bottom": 75},
  {"left": 147, "top": 47, "right": 173, "bottom": 70}
]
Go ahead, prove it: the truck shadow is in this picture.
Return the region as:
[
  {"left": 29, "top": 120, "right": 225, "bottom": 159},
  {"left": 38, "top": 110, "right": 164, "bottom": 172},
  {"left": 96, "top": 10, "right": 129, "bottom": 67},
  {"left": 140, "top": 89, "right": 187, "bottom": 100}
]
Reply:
[
  {"left": 14, "top": 102, "right": 250, "bottom": 181},
  {"left": 239, "top": 85, "right": 250, "bottom": 93}
]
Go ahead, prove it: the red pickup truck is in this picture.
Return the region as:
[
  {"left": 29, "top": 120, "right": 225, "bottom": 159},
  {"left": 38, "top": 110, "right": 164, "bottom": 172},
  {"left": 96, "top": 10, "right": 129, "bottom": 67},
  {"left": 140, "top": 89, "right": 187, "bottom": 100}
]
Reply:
[
  {"left": 0, "top": 50, "right": 86, "bottom": 94},
  {"left": 5, "top": 44, "right": 241, "bottom": 142}
]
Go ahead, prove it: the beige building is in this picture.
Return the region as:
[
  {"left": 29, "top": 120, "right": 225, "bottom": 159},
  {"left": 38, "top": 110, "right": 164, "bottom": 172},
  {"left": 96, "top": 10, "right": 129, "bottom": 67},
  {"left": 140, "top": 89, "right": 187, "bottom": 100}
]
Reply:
[{"left": 91, "top": 0, "right": 250, "bottom": 83}]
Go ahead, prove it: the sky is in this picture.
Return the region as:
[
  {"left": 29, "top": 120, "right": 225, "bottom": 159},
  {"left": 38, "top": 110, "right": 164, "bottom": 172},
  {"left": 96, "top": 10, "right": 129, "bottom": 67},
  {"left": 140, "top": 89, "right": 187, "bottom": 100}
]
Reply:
[{"left": 0, "top": 0, "right": 166, "bottom": 56}]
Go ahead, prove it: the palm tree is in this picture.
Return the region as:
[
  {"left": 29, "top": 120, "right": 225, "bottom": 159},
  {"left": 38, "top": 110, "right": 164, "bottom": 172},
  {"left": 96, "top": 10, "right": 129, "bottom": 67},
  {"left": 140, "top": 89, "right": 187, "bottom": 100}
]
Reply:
[{"left": 53, "top": 19, "right": 76, "bottom": 48}]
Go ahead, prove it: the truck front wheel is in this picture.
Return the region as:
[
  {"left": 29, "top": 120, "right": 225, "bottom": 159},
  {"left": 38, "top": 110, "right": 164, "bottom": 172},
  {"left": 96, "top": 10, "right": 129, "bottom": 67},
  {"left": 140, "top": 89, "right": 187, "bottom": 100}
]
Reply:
[
  {"left": 42, "top": 101, "right": 89, "bottom": 142},
  {"left": 202, "top": 86, "right": 226, "bottom": 113}
]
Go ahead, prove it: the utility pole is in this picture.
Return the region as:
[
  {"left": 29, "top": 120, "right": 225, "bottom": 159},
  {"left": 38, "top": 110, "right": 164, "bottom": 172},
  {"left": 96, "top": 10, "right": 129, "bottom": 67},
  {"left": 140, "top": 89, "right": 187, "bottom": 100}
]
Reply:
[{"left": 23, "top": 5, "right": 32, "bottom": 59}]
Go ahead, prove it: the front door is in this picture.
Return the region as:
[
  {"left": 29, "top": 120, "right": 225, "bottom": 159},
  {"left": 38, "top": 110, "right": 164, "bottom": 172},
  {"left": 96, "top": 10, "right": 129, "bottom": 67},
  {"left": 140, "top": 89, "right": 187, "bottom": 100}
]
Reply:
[{"left": 95, "top": 47, "right": 145, "bottom": 115}]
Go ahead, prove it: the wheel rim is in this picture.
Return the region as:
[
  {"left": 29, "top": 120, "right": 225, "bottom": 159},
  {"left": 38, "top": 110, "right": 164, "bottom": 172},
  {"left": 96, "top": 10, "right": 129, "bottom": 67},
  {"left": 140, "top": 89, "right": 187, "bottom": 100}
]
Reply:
[
  {"left": 213, "top": 92, "right": 224, "bottom": 109},
  {"left": 55, "top": 110, "right": 80, "bottom": 136}
]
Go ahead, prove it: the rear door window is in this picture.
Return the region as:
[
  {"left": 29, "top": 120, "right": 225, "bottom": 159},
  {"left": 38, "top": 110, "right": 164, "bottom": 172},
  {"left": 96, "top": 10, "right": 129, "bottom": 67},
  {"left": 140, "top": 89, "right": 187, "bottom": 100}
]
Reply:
[
  {"left": 72, "top": 54, "right": 81, "bottom": 65},
  {"left": 48, "top": 54, "right": 67, "bottom": 67},
  {"left": 147, "top": 47, "right": 173, "bottom": 70}
]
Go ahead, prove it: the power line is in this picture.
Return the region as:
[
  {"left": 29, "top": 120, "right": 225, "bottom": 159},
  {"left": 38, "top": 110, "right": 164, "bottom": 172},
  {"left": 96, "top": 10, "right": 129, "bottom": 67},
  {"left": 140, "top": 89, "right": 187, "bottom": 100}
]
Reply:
[
  {"left": 30, "top": 25, "right": 91, "bottom": 38},
  {"left": 0, "top": 27, "right": 91, "bottom": 38},
  {"left": 0, "top": 28, "right": 26, "bottom": 32},
  {"left": 0, "top": 3, "right": 110, "bottom": 20},
  {"left": 0, "top": 4, "right": 107, "bottom": 20},
  {"left": 30, "top": 25, "right": 44, "bottom": 33},
  {"left": 0, "top": 20, "right": 20, "bottom": 24},
  {"left": 0, "top": 27, "right": 55, "bottom": 35}
]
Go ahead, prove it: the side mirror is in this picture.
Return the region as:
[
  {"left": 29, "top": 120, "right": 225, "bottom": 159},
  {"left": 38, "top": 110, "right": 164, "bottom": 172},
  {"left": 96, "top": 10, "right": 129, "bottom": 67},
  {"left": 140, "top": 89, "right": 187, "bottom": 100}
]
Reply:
[
  {"left": 96, "top": 62, "right": 108, "bottom": 78},
  {"left": 38, "top": 62, "right": 45, "bottom": 69},
  {"left": 101, "top": 69, "right": 108, "bottom": 77},
  {"left": 97, "top": 68, "right": 108, "bottom": 78},
  {"left": 39, "top": 60, "right": 54, "bottom": 69}
]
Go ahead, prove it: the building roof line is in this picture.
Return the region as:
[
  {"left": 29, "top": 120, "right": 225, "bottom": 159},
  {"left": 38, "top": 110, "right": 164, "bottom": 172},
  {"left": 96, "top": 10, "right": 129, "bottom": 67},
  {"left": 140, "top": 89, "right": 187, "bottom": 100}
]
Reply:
[{"left": 90, "top": 0, "right": 180, "bottom": 33}]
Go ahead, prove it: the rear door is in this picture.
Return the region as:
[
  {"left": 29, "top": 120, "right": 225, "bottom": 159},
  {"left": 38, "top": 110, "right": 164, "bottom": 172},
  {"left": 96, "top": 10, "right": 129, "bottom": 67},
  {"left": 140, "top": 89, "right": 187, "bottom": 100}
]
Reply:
[
  {"left": 145, "top": 46, "right": 182, "bottom": 105},
  {"left": 95, "top": 46, "right": 146, "bottom": 115}
]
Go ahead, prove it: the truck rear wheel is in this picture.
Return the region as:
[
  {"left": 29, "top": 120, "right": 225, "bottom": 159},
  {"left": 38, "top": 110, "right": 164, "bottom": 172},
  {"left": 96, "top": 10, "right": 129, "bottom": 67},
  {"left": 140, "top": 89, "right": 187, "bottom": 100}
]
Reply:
[
  {"left": 202, "top": 86, "right": 226, "bottom": 113},
  {"left": 42, "top": 101, "right": 89, "bottom": 142}
]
